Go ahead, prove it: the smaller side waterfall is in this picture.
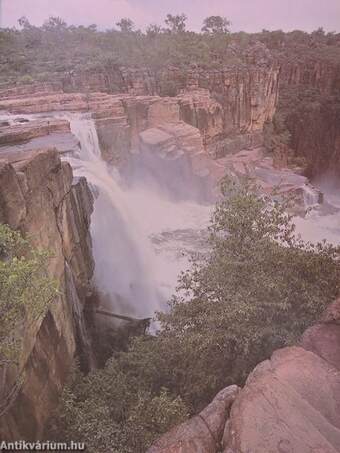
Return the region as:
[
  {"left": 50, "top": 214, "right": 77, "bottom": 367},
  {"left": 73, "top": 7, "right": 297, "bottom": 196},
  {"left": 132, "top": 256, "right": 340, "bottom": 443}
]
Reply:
[{"left": 302, "top": 184, "right": 322, "bottom": 209}]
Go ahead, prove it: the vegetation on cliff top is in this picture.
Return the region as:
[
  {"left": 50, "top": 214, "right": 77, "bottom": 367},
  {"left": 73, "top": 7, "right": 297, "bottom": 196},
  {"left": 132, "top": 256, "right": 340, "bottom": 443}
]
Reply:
[
  {"left": 0, "top": 224, "right": 58, "bottom": 365},
  {"left": 51, "top": 182, "right": 340, "bottom": 453},
  {"left": 0, "top": 14, "right": 340, "bottom": 88}
]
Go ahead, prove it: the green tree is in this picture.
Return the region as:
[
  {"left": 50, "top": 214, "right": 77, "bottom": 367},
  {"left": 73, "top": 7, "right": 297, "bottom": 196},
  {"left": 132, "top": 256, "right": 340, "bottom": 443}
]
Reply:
[
  {"left": 42, "top": 16, "right": 67, "bottom": 31},
  {"left": 164, "top": 14, "right": 187, "bottom": 33},
  {"left": 202, "top": 16, "right": 231, "bottom": 34},
  {"left": 146, "top": 23, "right": 162, "bottom": 38},
  {"left": 17, "top": 16, "right": 32, "bottom": 30},
  {"left": 151, "top": 180, "right": 340, "bottom": 407},
  {"left": 0, "top": 224, "right": 58, "bottom": 365},
  {"left": 116, "top": 18, "right": 135, "bottom": 33},
  {"left": 51, "top": 361, "right": 188, "bottom": 453}
]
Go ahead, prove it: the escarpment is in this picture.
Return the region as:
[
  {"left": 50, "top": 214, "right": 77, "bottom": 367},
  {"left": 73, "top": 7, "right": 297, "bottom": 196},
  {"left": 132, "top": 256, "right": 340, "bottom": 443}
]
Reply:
[
  {"left": 0, "top": 149, "right": 94, "bottom": 440},
  {"left": 0, "top": 44, "right": 279, "bottom": 160}
]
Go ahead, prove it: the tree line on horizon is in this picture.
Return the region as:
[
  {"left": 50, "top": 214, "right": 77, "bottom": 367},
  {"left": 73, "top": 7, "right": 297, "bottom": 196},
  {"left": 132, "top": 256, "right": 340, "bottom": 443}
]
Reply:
[{"left": 0, "top": 12, "right": 339, "bottom": 84}]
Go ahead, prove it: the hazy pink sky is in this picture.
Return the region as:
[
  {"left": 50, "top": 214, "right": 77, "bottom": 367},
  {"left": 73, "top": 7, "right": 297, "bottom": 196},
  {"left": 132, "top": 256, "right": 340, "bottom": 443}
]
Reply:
[{"left": 2, "top": 0, "right": 340, "bottom": 32}]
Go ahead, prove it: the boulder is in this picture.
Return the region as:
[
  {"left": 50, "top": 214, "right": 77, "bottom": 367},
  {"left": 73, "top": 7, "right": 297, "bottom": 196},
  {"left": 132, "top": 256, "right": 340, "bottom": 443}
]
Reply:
[
  {"left": 224, "top": 347, "right": 340, "bottom": 453},
  {"left": 301, "top": 299, "right": 340, "bottom": 371},
  {"left": 147, "top": 386, "right": 240, "bottom": 453}
]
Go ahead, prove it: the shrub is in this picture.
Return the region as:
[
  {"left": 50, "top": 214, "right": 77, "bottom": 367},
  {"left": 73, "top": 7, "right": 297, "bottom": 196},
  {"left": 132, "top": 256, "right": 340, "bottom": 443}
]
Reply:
[{"left": 0, "top": 224, "right": 58, "bottom": 365}]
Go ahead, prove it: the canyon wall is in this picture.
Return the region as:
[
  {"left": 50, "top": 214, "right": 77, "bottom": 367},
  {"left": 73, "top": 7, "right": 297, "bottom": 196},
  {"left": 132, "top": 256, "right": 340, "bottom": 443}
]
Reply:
[
  {"left": 278, "top": 58, "right": 340, "bottom": 178},
  {"left": 286, "top": 101, "right": 340, "bottom": 178},
  {"left": 0, "top": 57, "right": 279, "bottom": 161},
  {"left": 0, "top": 149, "right": 94, "bottom": 440},
  {"left": 280, "top": 59, "right": 340, "bottom": 95}
]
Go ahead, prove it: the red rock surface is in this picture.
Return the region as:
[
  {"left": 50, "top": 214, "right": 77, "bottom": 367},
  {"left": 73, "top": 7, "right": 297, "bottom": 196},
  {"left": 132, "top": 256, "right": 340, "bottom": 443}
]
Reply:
[{"left": 147, "top": 386, "right": 240, "bottom": 453}]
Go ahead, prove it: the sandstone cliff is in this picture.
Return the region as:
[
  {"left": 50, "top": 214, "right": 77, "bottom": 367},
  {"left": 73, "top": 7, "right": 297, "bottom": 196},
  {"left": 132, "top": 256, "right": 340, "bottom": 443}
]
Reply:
[
  {"left": 0, "top": 57, "right": 279, "bottom": 159},
  {"left": 278, "top": 57, "right": 340, "bottom": 178},
  {"left": 0, "top": 149, "right": 94, "bottom": 440}
]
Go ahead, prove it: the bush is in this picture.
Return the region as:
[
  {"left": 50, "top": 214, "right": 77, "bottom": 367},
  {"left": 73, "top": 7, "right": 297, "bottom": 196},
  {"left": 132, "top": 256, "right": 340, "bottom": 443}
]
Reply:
[
  {"left": 0, "top": 224, "right": 58, "bottom": 364},
  {"left": 50, "top": 362, "right": 188, "bottom": 453}
]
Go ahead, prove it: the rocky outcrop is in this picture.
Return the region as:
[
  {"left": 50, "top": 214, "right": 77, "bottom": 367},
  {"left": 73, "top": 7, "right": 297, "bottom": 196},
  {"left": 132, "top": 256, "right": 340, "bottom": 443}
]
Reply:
[
  {"left": 136, "top": 121, "right": 226, "bottom": 201},
  {"left": 224, "top": 346, "right": 340, "bottom": 452},
  {"left": 0, "top": 119, "right": 70, "bottom": 146},
  {"left": 147, "top": 386, "right": 240, "bottom": 453},
  {"left": 148, "top": 299, "right": 340, "bottom": 453},
  {"left": 0, "top": 57, "right": 279, "bottom": 159},
  {"left": 0, "top": 149, "right": 94, "bottom": 440}
]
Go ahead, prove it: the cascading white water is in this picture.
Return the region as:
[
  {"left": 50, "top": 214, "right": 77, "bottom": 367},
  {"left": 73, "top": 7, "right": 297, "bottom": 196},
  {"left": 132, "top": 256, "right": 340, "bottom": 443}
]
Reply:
[
  {"left": 67, "top": 115, "right": 212, "bottom": 318},
  {"left": 68, "top": 116, "right": 162, "bottom": 317},
  {"left": 302, "top": 184, "right": 321, "bottom": 209}
]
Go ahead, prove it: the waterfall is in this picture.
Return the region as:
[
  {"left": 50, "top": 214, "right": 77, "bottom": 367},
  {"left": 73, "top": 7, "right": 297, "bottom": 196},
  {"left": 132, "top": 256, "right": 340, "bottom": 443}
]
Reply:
[
  {"left": 68, "top": 116, "right": 162, "bottom": 318},
  {"left": 302, "top": 184, "right": 321, "bottom": 209},
  {"left": 66, "top": 114, "right": 212, "bottom": 320}
]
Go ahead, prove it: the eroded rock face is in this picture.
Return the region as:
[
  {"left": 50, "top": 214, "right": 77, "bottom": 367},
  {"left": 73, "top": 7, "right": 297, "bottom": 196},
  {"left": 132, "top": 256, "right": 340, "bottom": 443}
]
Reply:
[
  {"left": 0, "top": 59, "right": 279, "bottom": 159},
  {"left": 224, "top": 347, "right": 340, "bottom": 453},
  {"left": 137, "top": 121, "right": 226, "bottom": 201},
  {"left": 147, "top": 386, "right": 240, "bottom": 453},
  {"left": 0, "top": 149, "right": 94, "bottom": 440}
]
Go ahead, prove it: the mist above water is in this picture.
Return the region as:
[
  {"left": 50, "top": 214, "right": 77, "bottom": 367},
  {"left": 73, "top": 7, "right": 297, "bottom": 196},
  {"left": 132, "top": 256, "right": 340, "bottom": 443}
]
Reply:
[
  {"left": 68, "top": 115, "right": 212, "bottom": 318},
  {"left": 294, "top": 175, "right": 340, "bottom": 246}
]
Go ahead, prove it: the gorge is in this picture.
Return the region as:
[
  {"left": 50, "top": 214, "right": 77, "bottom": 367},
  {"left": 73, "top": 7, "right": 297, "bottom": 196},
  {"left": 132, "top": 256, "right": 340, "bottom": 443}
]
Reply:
[{"left": 0, "top": 19, "right": 340, "bottom": 453}]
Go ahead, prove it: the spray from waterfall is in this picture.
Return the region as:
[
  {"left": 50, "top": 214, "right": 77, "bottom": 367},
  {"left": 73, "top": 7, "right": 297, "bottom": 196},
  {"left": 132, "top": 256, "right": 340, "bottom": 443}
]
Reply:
[
  {"left": 302, "top": 184, "right": 321, "bottom": 209},
  {"left": 68, "top": 116, "right": 162, "bottom": 318}
]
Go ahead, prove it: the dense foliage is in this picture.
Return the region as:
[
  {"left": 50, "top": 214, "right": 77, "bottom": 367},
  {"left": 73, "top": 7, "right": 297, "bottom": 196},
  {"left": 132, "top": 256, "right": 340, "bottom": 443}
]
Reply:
[
  {"left": 1, "top": 15, "right": 340, "bottom": 88},
  {"left": 0, "top": 224, "right": 58, "bottom": 365},
  {"left": 52, "top": 182, "right": 340, "bottom": 452}
]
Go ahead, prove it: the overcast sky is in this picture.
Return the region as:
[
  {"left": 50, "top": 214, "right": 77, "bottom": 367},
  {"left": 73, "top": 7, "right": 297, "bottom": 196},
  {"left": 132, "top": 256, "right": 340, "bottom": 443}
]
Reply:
[{"left": 1, "top": 0, "right": 340, "bottom": 33}]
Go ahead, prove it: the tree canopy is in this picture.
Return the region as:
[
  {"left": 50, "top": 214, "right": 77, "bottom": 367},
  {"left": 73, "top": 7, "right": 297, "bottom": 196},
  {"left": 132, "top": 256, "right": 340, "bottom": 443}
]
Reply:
[
  {"left": 202, "top": 16, "right": 231, "bottom": 34},
  {"left": 116, "top": 18, "right": 135, "bottom": 33},
  {"left": 165, "top": 14, "right": 187, "bottom": 33},
  {"left": 0, "top": 14, "right": 339, "bottom": 87}
]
